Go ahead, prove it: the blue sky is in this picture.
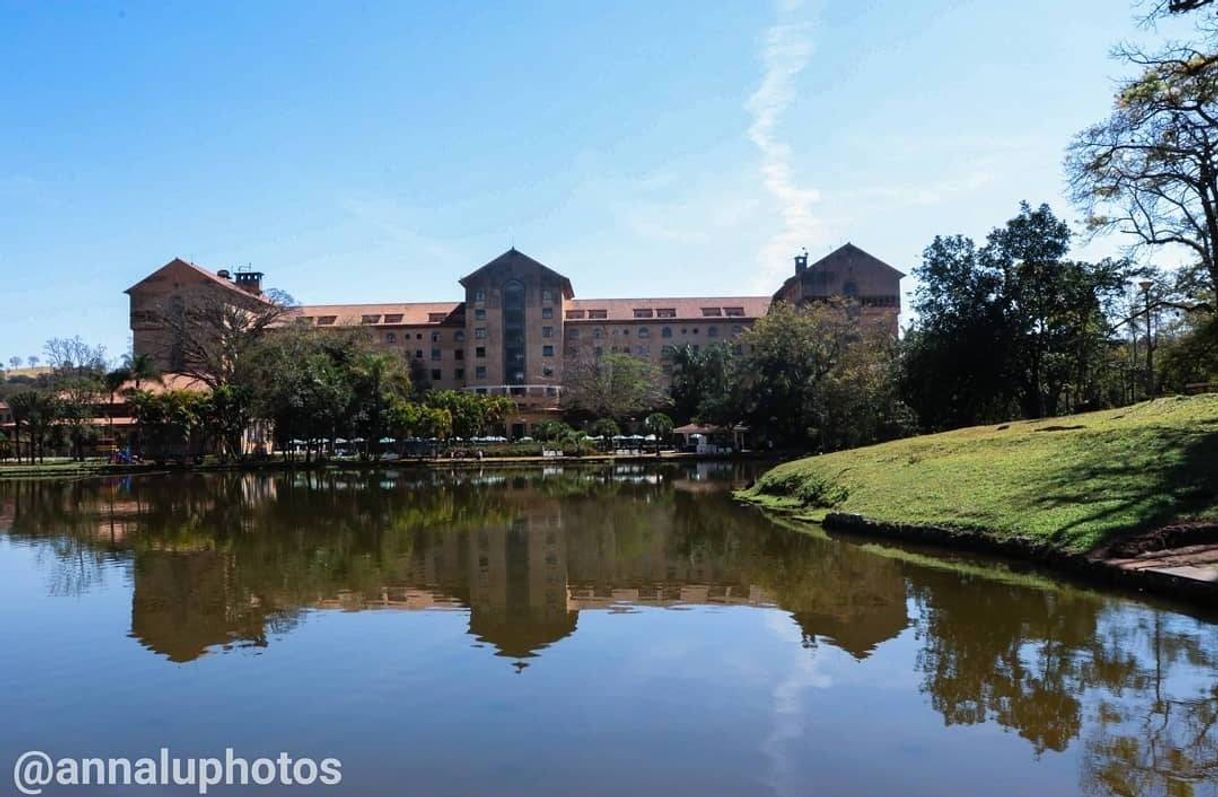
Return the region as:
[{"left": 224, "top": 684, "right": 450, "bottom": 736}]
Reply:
[{"left": 0, "top": 0, "right": 1189, "bottom": 363}]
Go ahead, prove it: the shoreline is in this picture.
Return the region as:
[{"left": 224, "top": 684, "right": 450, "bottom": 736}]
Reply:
[
  {"left": 736, "top": 496, "right": 1218, "bottom": 609},
  {"left": 0, "top": 450, "right": 776, "bottom": 481}
]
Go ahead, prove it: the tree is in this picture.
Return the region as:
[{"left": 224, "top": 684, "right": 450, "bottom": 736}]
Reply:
[
  {"left": 128, "top": 390, "right": 205, "bottom": 462},
  {"left": 43, "top": 337, "right": 108, "bottom": 460},
  {"left": 349, "top": 352, "right": 412, "bottom": 459},
  {"left": 8, "top": 356, "right": 20, "bottom": 369},
  {"left": 562, "top": 353, "right": 668, "bottom": 422},
  {"left": 533, "top": 419, "right": 573, "bottom": 442},
  {"left": 1067, "top": 40, "right": 1218, "bottom": 295},
  {"left": 644, "top": 412, "right": 674, "bottom": 456},
  {"left": 423, "top": 390, "right": 514, "bottom": 440},
  {"left": 670, "top": 343, "right": 734, "bottom": 424},
  {"left": 729, "top": 301, "right": 864, "bottom": 448},
  {"left": 148, "top": 288, "right": 294, "bottom": 388},
  {"left": 7, "top": 390, "right": 59, "bottom": 463},
  {"left": 903, "top": 204, "right": 1134, "bottom": 428},
  {"left": 122, "top": 352, "right": 162, "bottom": 390}
]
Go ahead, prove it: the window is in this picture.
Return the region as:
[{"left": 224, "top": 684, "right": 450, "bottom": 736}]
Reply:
[
  {"left": 428, "top": 312, "right": 447, "bottom": 322},
  {"left": 475, "top": 328, "right": 487, "bottom": 339},
  {"left": 415, "top": 350, "right": 423, "bottom": 359},
  {"left": 542, "top": 289, "right": 554, "bottom": 304},
  {"left": 455, "top": 349, "right": 464, "bottom": 360},
  {"left": 431, "top": 348, "right": 441, "bottom": 361},
  {"left": 542, "top": 365, "right": 554, "bottom": 377},
  {"left": 724, "top": 306, "right": 745, "bottom": 317},
  {"left": 416, "top": 333, "right": 423, "bottom": 340},
  {"left": 661, "top": 345, "right": 676, "bottom": 358},
  {"left": 661, "top": 327, "right": 672, "bottom": 339},
  {"left": 475, "top": 366, "right": 487, "bottom": 379},
  {"left": 430, "top": 369, "right": 442, "bottom": 381},
  {"left": 593, "top": 327, "right": 603, "bottom": 339},
  {"left": 475, "top": 387, "right": 487, "bottom": 395},
  {"left": 633, "top": 308, "right": 654, "bottom": 318},
  {"left": 692, "top": 328, "right": 699, "bottom": 335},
  {"left": 701, "top": 307, "right": 722, "bottom": 317},
  {"left": 454, "top": 330, "right": 465, "bottom": 342},
  {"left": 542, "top": 326, "right": 553, "bottom": 338},
  {"left": 656, "top": 308, "right": 676, "bottom": 318},
  {"left": 475, "top": 346, "right": 486, "bottom": 358},
  {"left": 431, "top": 331, "right": 441, "bottom": 343},
  {"left": 502, "top": 280, "right": 526, "bottom": 386},
  {"left": 542, "top": 306, "right": 553, "bottom": 319},
  {"left": 455, "top": 368, "right": 465, "bottom": 380},
  {"left": 732, "top": 325, "right": 744, "bottom": 336},
  {"left": 622, "top": 328, "right": 630, "bottom": 337},
  {"left": 474, "top": 289, "right": 486, "bottom": 304},
  {"left": 566, "top": 309, "right": 585, "bottom": 320},
  {"left": 318, "top": 315, "right": 337, "bottom": 326},
  {"left": 568, "top": 327, "right": 581, "bottom": 339},
  {"left": 843, "top": 280, "right": 858, "bottom": 296},
  {"left": 732, "top": 344, "right": 744, "bottom": 355},
  {"left": 384, "top": 313, "right": 403, "bottom": 323},
  {"left": 594, "top": 346, "right": 603, "bottom": 356},
  {"left": 361, "top": 314, "right": 382, "bottom": 324},
  {"left": 708, "top": 326, "right": 719, "bottom": 338},
  {"left": 474, "top": 308, "right": 486, "bottom": 321},
  {"left": 638, "top": 327, "right": 650, "bottom": 338},
  {"left": 385, "top": 332, "right": 396, "bottom": 343},
  {"left": 588, "top": 309, "right": 607, "bottom": 319},
  {"left": 636, "top": 345, "right": 650, "bottom": 357},
  {"left": 543, "top": 345, "right": 554, "bottom": 357}
]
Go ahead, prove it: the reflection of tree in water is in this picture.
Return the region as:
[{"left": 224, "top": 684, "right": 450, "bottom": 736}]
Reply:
[
  {"left": 908, "top": 569, "right": 1134, "bottom": 754},
  {"left": 1081, "top": 611, "right": 1218, "bottom": 797}
]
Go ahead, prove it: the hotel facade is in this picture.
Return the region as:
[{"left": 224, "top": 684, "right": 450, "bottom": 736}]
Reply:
[{"left": 127, "top": 244, "right": 902, "bottom": 433}]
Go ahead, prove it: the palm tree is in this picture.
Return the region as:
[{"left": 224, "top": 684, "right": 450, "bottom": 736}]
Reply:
[
  {"left": 103, "top": 368, "right": 131, "bottom": 453},
  {"left": 123, "top": 353, "right": 162, "bottom": 391},
  {"left": 645, "top": 412, "right": 674, "bottom": 457}
]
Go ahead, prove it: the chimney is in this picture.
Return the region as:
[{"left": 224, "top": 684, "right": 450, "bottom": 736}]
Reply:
[
  {"left": 234, "top": 269, "right": 264, "bottom": 295},
  {"left": 216, "top": 269, "right": 232, "bottom": 280},
  {"left": 794, "top": 248, "right": 809, "bottom": 276}
]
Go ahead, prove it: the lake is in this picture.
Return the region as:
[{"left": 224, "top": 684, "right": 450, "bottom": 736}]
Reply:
[{"left": 1, "top": 463, "right": 1215, "bottom": 796}]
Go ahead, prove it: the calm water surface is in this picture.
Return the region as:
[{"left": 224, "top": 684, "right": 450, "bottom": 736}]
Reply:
[{"left": 1, "top": 463, "right": 1215, "bottom": 796}]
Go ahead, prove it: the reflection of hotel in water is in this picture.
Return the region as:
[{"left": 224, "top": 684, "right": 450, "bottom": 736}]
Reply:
[{"left": 1, "top": 471, "right": 910, "bottom": 665}]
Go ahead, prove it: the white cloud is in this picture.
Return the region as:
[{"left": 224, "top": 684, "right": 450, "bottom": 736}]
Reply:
[{"left": 746, "top": 0, "right": 826, "bottom": 290}]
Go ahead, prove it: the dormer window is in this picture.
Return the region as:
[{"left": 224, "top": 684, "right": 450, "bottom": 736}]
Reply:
[
  {"left": 384, "top": 313, "right": 403, "bottom": 323},
  {"left": 317, "top": 316, "right": 337, "bottom": 326},
  {"left": 633, "top": 309, "right": 654, "bottom": 318},
  {"left": 428, "top": 312, "right": 448, "bottom": 323},
  {"left": 656, "top": 308, "right": 676, "bottom": 318},
  {"left": 361, "top": 314, "right": 382, "bottom": 324},
  {"left": 701, "top": 307, "right": 722, "bottom": 317},
  {"left": 724, "top": 307, "right": 745, "bottom": 317},
  {"left": 566, "top": 310, "right": 585, "bottom": 319},
  {"left": 588, "top": 309, "right": 607, "bottom": 319}
]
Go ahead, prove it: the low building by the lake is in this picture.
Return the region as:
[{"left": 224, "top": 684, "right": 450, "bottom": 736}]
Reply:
[{"left": 124, "top": 245, "right": 902, "bottom": 436}]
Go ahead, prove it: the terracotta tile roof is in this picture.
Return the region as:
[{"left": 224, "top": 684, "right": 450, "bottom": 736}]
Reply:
[
  {"left": 290, "top": 302, "right": 465, "bottom": 327},
  {"left": 125, "top": 258, "right": 273, "bottom": 304},
  {"left": 565, "top": 296, "right": 771, "bottom": 322}
]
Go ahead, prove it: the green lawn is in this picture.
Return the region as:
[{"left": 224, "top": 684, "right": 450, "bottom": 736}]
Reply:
[{"left": 739, "top": 394, "right": 1218, "bottom": 553}]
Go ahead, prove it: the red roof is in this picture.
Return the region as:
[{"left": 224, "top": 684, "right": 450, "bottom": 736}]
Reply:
[{"left": 565, "top": 296, "right": 771, "bottom": 322}]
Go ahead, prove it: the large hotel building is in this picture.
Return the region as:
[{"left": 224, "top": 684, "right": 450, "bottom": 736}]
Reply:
[{"left": 127, "top": 244, "right": 902, "bottom": 432}]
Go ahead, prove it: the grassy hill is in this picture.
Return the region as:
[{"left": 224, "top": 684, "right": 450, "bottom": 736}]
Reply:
[{"left": 739, "top": 395, "right": 1218, "bottom": 554}]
